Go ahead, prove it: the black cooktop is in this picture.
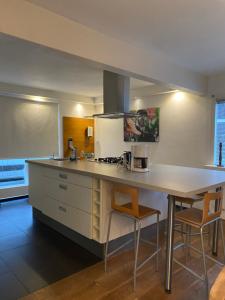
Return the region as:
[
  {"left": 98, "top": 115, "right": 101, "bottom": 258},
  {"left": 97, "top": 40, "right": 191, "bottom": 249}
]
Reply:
[{"left": 97, "top": 157, "right": 123, "bottom": 164}]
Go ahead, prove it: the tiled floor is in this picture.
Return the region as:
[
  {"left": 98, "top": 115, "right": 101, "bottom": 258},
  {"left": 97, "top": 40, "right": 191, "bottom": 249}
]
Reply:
[{"left": 0, "top": 198, "right": 100, "bottom": 300}]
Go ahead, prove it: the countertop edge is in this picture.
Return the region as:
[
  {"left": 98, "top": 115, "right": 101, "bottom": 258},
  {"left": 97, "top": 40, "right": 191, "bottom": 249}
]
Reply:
[{"left": 26, "top": 160, "right": 225, "bottom": 198}]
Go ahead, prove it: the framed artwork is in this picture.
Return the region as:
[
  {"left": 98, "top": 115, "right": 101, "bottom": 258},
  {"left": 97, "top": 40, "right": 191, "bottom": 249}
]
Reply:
[{"left": 124, "top": 107, "right": 160, "bottom": 142}]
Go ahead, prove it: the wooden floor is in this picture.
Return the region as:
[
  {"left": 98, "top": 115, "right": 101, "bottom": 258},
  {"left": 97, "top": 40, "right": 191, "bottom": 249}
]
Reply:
[{"left": 20, "top": 223, "right": 224, "bottom": 300}]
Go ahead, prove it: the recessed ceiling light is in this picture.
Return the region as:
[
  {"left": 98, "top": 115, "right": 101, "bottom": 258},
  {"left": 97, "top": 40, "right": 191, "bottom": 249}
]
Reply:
[
  {"left": 173, "top": 91, "right": 185, "bottom": 102},
  {"left": 31, "top": 95, "right": 46, "bottom": 102}
]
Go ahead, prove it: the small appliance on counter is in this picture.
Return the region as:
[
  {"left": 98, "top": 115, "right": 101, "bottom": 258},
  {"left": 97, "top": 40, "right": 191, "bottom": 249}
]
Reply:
[
  {"left": 68, "top": 137, "right": 77, "bottom": 161},
  {"left": 130, "top": 145, "right": 150, "bottom": 172},
  {"left": 123, "top": 151, "right": 132, "bottom": 170}
]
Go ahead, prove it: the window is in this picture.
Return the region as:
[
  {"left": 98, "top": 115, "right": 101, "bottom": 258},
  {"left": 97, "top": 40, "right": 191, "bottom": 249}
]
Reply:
[
  {"left": 214, "top": 101, "right": 225, "bottom": 165},
  {"left": 0, "top": 96, "right": 59, "bottom": 199},
  {"left": 0, "top": 97, "right": 58, "bottom": 158},
  {"left": 0, "top": 159, "right": 27, "bottom": 188},
  {"left": 0, "top": 157, "right": 46, "bottom": 189}
]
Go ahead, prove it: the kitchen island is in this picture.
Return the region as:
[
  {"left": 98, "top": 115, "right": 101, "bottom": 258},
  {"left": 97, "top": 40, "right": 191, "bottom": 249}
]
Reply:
[
  {"left": 27, "top": 159, "right": 168, "bottom": 250},
  {"left": 27, "top": 159, "right": 225, "bottom": 293}
]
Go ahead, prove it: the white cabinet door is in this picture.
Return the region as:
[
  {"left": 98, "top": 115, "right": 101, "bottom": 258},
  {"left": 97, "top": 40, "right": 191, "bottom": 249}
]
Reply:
[
  {"left": 57, "top": 204, "right": 92, "bottom": 238},
  {"left": 28, "top": 164, "right": 44, "bottom": 210},
  {"left": 42, "top": 196, "right": 60, "bottom": 222}
]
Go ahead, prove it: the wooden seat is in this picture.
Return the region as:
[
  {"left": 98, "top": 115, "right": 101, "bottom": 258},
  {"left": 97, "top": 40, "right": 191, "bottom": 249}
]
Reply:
[
  {"left": 105, "top": 184, "right": 161, "bottom": 290},
  {"left": 175, "top": 193, "right": 205, "bottom": 207},
  {"left": 176, "top": 192, "right": 223, "bottom": 227},
  {"left": 118, "top": 203, "right": 160, "bottom": 219},
  {"left": 174, "top": 192, "right": 210, "bottom": 240},
  {"left": 176, "top": 207, "right": 203, "bottom": 228}
]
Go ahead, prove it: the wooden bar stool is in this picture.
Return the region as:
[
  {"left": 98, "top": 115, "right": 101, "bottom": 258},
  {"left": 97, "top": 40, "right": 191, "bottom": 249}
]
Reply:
[
  {"left": 173, "top": 191, "right": 225, "bottom": 290},
  {"left": 174, "top": 193, "right": 209, "bottom": 248},
  {"left": 175, "top": 193, "right": 205, "bottom": 209},
  {"left": 104, "top": 184, "right": 161, "bottom": 290}
]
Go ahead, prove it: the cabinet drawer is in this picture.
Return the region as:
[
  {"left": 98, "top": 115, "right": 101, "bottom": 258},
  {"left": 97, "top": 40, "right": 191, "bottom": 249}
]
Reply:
[
  {"left": 44, "top": 167, "right": 92, "bottom": 188},
  {"left": 58, "top": 204, "right": 92, "bottom": 239},
  {"left": 42, "top": 196, "right": 60, "bottom": 222},
  {"left": 45, "top": 177, "right": 92, "bottom": 213},
  {"left": 42, "top": 196, "right": 92, "bottom": 239}
]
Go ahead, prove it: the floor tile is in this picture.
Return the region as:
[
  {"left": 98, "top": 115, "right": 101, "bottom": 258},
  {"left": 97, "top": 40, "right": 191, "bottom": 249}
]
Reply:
[
  {"left": 0, "top": 272, "right": 28, "bottom": 300},
  {"left": 0, "top": 220, "right": 24, "bottom": 238},
  {"left": 0, "top": 198, "right": 99, "bottom": 296},
  {"left": 0, "top": 232, "right": 32, "bottom": 252},
  {"left": 0, "top": 257, "right": 10, "bottom": 276},
  {"left": 0, "top": 241, "right": 99, "bottom": 292}
]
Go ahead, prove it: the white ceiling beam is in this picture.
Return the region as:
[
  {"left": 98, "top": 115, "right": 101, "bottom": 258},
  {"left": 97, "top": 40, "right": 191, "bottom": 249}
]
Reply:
[
  {"left": 0, "top": 0, "right": 207, "bottom": 94},
  {"left": 0, "top": 82, "right": 94, "bottom": 104}
]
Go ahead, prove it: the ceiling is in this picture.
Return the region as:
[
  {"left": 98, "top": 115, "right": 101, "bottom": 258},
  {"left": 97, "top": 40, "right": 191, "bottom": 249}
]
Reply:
[
  {"left": 0, "top": 34, "right": 153, "bottom": 97},
  {"left": 27, "top": 0, "right": 225, "bottom": 75}
]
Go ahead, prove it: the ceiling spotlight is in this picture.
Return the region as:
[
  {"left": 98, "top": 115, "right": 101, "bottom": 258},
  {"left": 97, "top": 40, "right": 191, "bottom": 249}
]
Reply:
[
  {"left": 173, "top": 91, "right": 184, "bottom": 102},
  {"left": 31, "top": 95, "right": 46, "bottom": 102}
]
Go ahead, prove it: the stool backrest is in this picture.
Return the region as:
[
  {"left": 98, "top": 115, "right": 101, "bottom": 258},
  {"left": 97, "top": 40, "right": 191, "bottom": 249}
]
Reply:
[
  {"left": 202, "top": 191, "right": 222, "bottom": 224},
  {"left": 111, "top": 185, "right": 139, "bottom": 217}
]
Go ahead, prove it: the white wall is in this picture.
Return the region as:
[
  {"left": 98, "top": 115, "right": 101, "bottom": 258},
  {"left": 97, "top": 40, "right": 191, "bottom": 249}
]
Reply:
[
  {"left": 95, "top": 91, "right": 215, "bottom": 167},
  {"left": 208, "top": 73, "right": 225, "bottom": 99}
]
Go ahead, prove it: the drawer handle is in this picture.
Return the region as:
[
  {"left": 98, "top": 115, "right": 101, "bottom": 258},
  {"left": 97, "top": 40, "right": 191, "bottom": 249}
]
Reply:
[
  {"left": 58, "top": 206, "right": 67, "bottom": 212},
  {"left": 59, "top": 184, "right": 67, "bottom": 190},
  {"left": 59, "top": 173, "right": 67, "bottom": 179}
]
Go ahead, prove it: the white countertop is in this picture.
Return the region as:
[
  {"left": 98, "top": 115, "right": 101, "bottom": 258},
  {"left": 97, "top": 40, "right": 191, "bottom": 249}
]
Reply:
[{"left": 27, "top": 160, "right": 225, "bottom": 197}]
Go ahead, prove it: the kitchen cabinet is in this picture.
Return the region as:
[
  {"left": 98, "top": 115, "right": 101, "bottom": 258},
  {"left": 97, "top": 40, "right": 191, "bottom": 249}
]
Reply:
[
  {"left": 29, "top": 164, "right": 93, "bottom": 239},
  {"left": 28, "top": 164, "right": 45, "bottom": 211},
  {"left": 28, "top": 161, "right": 165, "bottom": 244}
]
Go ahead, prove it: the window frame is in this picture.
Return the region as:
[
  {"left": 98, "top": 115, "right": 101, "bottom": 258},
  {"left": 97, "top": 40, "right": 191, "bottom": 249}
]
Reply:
[{"left": 214, "top": 100, "right": 225, "bottom": 165}]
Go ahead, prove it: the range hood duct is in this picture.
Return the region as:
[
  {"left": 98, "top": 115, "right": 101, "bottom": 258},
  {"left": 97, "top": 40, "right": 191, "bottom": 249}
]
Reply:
[{"left": 93, "top": 70, "right": 137, "bottom": 119}]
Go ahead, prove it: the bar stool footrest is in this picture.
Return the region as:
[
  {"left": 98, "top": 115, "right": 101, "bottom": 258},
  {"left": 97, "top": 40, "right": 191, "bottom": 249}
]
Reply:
[
  {"left": 174, "top": 258, "right": 205, "bottom": 281},
  {"left": 105, "top": 239, "right": 133, "bottom": 259},
  {"left": 136, "top": 248, "right": 161, "bottom": 272},
  {"left": 188, "top": 244, "right": 225, "bottom": 267}
]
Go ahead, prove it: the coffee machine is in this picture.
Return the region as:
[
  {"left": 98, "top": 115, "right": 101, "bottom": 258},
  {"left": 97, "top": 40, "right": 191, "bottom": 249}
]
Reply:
[{"left": 130, "top": 145, "right": 150, "bottom": 172}]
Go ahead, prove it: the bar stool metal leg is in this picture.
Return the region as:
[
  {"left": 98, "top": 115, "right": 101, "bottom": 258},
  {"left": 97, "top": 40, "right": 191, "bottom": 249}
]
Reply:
[
  {"left": 134, "top": 219, "right": 137, "bottom": 255},
  {"left": 212, "top": 198, "right": 220, "bottom": 256},
  {"left": 208, "top": 224, "right": 211, "bottom": 247},
  {"left": 185, "top": 224, "right": 189, "bottom": 262},
  {"left": 156, "top": 213, "right": 159, "bottom": 271},
  {"left": 220, "top": 219, "right": 225, "bottom": 264},
  {"left": 200, "top": 226, "right": 208, "bottom": 291},
  {"left": 188, "top": 225, "right": 192, "bottom": 258},
  {"left": 133, "top": 220, "right": 141, "bottom": 290},
  {"left": 105, "top": 211, "right": 113, "bottom": 272}
]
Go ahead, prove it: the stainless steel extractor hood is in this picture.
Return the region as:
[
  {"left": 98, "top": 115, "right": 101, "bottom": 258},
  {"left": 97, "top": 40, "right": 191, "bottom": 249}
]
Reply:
[{"left": 93, "top": 70, "right": 137, "bottom": 119}]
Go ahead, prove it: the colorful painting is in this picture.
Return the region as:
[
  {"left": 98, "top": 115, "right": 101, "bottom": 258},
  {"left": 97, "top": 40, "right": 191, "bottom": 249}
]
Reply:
[{"left": 124, "top": 107, "right": 160, "bottom": 142}]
